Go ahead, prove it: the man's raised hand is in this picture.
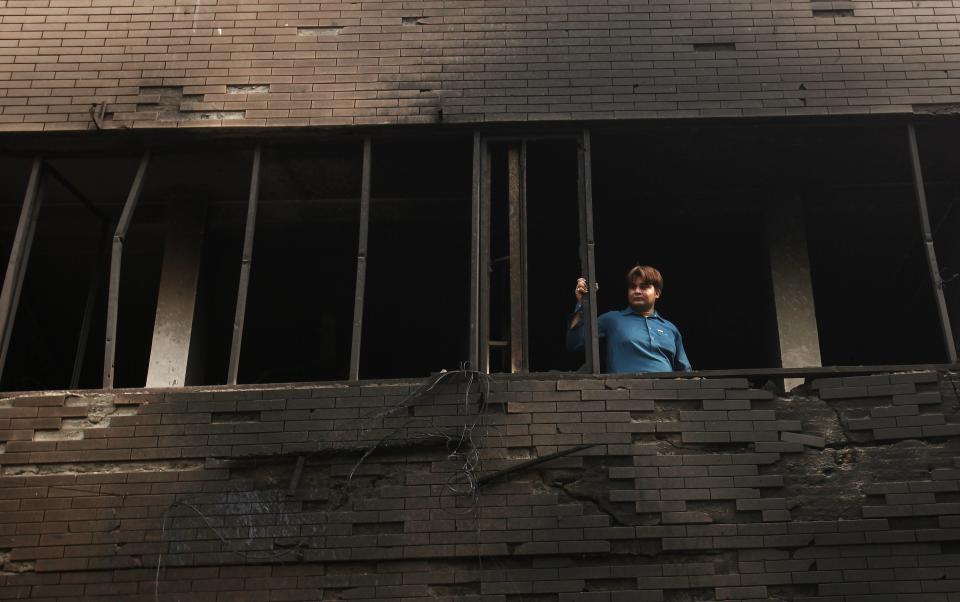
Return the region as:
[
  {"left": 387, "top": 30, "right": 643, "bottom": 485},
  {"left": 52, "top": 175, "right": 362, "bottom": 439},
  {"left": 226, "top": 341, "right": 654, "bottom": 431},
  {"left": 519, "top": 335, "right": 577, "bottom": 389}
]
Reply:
[{"left": 575, "top": 278, "right": 589, "bottom": 302}]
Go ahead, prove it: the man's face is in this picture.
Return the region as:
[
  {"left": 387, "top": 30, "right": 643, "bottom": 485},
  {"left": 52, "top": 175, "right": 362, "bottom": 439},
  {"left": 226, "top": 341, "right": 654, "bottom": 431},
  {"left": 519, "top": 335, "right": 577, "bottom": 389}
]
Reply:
[{"left": 627, "top": 279, "right": 660, "bottom": 314}]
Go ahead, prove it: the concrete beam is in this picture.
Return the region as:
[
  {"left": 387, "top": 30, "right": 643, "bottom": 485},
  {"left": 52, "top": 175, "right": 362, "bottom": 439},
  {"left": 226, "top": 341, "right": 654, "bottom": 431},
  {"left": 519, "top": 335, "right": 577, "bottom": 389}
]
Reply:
[
  {"left": 146, "top": 199, "right": 206, "bottom": 387},
  {"left": 767, "top": 196, "right": 822, "bottom": 388}
]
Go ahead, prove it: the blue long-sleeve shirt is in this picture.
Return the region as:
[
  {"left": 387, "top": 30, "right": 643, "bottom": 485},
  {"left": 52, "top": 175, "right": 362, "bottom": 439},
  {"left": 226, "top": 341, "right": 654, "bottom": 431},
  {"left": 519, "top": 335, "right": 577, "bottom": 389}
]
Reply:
[{"left": 566, "top": 308, "right": 692, "bottom": 373}]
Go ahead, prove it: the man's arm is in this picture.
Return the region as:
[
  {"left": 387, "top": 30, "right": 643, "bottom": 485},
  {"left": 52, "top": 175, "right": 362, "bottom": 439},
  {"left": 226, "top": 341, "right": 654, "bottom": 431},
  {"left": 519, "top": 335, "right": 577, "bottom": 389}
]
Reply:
[
  {"left": 566, "top": 305, "right": 585, "bottom": 352},
  {"left": 566, "top": 277, "right": 591, "bottom": 353},
  {"left": 673, "top": 331, "right": 692, "bottom": 371}
]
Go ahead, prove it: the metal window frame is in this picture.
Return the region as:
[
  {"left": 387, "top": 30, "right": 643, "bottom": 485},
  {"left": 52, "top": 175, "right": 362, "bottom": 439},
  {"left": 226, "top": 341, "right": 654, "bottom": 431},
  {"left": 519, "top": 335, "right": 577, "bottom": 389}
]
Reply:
[
  {"left": 28, "top": 161, "right": 112, "bottom": 387},
  {"left": 12, "top": 123, "right": 956, "bottom": 391},
  {"left": 577, "top": 129, "right": 600, "bottom": 374},
  {"left": 349, "top": 137, "right": 373, "bottom": 381},
  {"left": 0, "top": 157, "right": 44, "bottom": 382},
  {"left": 102, "top": 152, "right": 150, "bottom": 389},
  {"left": 227, "top": 146, "right": 262, "bottom": 385},
  {"left": 469, "top": 133, "right": 482, "bottom": 370},
  {"left": 907, "top": 123, "right": 958, "bottom": 363},
  {"left": 478, "top": 137, "right": 492, "bottom": 373},
  {"left": 471, "top": 130, "right": 599, "bottom": 374}
]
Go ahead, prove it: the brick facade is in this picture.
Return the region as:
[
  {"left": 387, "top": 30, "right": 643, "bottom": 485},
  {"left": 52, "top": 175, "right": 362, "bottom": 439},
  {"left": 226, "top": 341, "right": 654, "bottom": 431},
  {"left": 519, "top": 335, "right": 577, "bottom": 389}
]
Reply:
[
  {"left": 1, "top": 370, "right": 959, "bottom": 600},
  {"left": 1, "top": 0, "right": 959, "bottom": 131}
]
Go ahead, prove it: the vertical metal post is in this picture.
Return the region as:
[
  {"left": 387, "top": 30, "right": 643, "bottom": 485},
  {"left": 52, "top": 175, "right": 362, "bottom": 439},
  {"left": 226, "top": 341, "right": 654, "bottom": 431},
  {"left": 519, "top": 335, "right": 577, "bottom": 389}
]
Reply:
[
  {"left": 507, "top": 144, "right": 525, "bottom": 373},
  {"left": 577, "top": 130, "right": 600, "bottom": 373},
  {"left": 349, "top": 138, "right": 372, "bottom": 381},
  {"left": 520, "top": 140, "right": 530, "bottom": 370},
  {"left": 478, "top": 139, "right": 491, "bottom": 373},
  {"left": 227, "top": 146, "right": 262, "bottom": 385},
  {"left": 469, "top": 133, "right": 481, "bottom": 371},
  {"left": 907, "top": 124, "right": 958, "bottom": 363},
  {"left": 0, "top": 157, "right": 44, "bottom": 382},
  {"left": 103, "top": 152, "right": 150, "bottom": 389}
]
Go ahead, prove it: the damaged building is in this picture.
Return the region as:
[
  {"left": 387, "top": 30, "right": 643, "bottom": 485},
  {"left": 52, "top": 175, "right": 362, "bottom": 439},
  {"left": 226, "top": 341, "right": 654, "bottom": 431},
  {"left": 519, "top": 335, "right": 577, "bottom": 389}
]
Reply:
[{"left": 1, "top": 0, "right": 960, "bottom": 599}]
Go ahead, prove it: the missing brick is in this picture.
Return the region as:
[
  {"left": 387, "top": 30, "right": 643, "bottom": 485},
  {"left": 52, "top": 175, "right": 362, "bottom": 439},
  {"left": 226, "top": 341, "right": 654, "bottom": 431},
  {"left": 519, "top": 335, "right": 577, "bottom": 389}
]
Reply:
[
  {"left": 813, "top": 8, "right": 855, "bottom": 17},
  {"left": 3, "top": 460, "right": 205, "bottom": 476},
  {"left": 912, "top": 102, "right": 960, "bottom": 115},
  {"left": 33, "top": 430, "right": 84, "bottom": 441},
  {"left": 137, "top": 86, "right": 201, "bottom": 113},
  {"left": 187, "top": 111, "right": 246, "bottom": 121},
  {"left": 402, "top": 16, "right": 426, "bottom": 25},
  {"left": 61, "top": 394, "right": 134, "bottom": 429},
  {"left": 136, "top": 85, "right": 234, "bottom": 121},
  {"left": 298, "top": 26, "right": 343, "bottom": 36},
  {"left": 692, "top": 42, "right": 737, "bottom": 52},
  {"left": 0, "top": 550, "right": 34, "bottom": 575},
  {"left": 227, "top": 84, "right": 269, "bottom": 94}
]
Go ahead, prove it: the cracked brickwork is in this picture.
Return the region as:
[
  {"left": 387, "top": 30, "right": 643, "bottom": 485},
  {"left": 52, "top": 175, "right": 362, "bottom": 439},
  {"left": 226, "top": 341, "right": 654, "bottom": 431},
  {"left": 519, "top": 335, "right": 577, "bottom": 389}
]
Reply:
[
  {"left": 0, "top": 370, "right": 959, "bottom": 601},
  {"left": 1, "top": 0, "right": 960, "bottom": 131}
]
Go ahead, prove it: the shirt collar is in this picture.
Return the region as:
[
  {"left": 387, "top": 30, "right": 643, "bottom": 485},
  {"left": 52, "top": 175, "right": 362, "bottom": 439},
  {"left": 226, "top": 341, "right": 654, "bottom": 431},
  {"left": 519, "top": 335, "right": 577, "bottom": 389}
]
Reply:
[{"left": 620, "top": 307, "right": 662, "bottom": 319}]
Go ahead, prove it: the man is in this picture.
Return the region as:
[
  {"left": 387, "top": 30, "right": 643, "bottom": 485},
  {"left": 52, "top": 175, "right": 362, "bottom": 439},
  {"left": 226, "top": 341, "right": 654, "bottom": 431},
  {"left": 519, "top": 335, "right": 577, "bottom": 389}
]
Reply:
[{"left": 567, "top": 265, "right": 692, "bottom": 373}]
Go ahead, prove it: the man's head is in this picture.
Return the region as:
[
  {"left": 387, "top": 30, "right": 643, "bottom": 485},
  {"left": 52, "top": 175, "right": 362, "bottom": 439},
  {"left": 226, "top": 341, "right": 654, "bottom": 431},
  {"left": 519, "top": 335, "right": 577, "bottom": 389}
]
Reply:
[{"left": 625, "top": 265, "right": 662, "bottom": 316}]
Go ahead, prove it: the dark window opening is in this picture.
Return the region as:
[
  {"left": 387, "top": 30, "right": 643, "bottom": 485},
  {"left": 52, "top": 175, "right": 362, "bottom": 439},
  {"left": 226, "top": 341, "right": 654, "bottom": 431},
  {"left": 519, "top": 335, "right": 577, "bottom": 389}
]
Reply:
[
  {"left": 239, "top": 142, "right": 363, "bottom": 384},
  {"left": 486, "top": 142, "right": 512, "bottom": 372},
  {"left": 360, "top": 136, "right": 472, "bottom": 379},
  {"left": 116, "top": 150, "right": 252, "bottom": 388},
  {"left": 591, "top": 129, "right": 778, "bottom": 371},
  {"left": 801, "top": 125, "right": 945, "bottom": 365},
  {"left": 525, "top": 140, "right": 583, "bottom": 373},
  {"left": 483, "top": 138, "right": 582, "bottom": 374},
  {"left": 0, "top": 122, "right": 956, "bottom": 392},
  {"left": 0, "top": 156, "right": 145, "bottom": 391},
  {"left": 183, "top": 149, "right": 259, "bottom": 385}
]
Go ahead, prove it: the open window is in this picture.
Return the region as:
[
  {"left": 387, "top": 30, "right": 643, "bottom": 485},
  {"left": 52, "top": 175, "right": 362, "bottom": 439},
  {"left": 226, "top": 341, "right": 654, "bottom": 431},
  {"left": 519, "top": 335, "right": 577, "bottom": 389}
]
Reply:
[
  {"left": 591, "top": 128, "right": 779, "bottom": 371},
  {"left": 0, "top": 155, "right": 146, "bottom": 390},
  {"left": 113, "top": 148, "right": 253, "bottom": 388},
  {"left": 801, "top": 125, "right": 947, "bottom": 365},
  {"left": 479, "top": 124, "right": 957, "bottom": 372},
  {"left": 359, "top": 135, "right": 473, "bottom": 378},
  {"left": 0, "top": 122, "right": 956, "bottom": 392},
  {"left": 479, "top": 137, "right": 585, "bottom": 374},
  {"left": 238, "top": 141, "right": 363, "bottom": 384}
]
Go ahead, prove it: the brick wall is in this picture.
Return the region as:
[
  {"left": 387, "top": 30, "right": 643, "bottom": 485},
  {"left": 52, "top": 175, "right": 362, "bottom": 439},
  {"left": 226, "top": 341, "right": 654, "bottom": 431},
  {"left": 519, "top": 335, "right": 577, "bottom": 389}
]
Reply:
[
  {"left": 1, "top": 370, "right": 959, "bottom": 600},
  {"left": 1, "top": 0, "right": 959, "bottom": 131}
]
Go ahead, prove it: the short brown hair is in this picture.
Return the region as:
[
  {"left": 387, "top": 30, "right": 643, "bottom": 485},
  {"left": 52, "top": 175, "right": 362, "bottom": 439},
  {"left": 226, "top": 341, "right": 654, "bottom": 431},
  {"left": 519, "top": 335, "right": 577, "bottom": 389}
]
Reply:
[{"left": 626, "top": 265, "right": 663, "bottom": 292}]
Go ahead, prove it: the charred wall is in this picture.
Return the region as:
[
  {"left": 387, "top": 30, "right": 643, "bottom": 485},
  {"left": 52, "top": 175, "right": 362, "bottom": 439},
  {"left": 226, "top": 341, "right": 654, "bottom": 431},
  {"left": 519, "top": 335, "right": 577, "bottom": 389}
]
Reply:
[
  {"left": 1, "top": 370, "right": 960, "bottom": 600},
  {"left": 1, "top": 0, "right": 960, "bottom": 131}
]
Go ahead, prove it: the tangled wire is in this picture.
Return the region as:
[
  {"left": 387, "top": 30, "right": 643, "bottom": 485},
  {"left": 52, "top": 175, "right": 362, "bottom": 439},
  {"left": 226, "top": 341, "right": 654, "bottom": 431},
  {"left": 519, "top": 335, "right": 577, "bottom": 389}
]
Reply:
[{"left": 345, "top": 366, "right": 493, "bottom": 510}]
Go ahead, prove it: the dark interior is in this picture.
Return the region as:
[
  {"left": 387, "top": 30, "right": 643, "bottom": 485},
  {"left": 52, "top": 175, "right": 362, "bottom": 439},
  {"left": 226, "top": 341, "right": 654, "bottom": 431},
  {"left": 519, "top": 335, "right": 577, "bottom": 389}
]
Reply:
[
  {"left": 0, "top": 122, "right": 955, "bottom": 391},
  {"left": 591, "top": 128, "right": 779, "bottom": 371},
  {"left": 592, "top": 123, "right": 947, "bottom": 369},
  {"left": 238, "top": 141, "right": 362, "bottom": 384},
  {"left": 796, "top": 124, "right": 945, "bottom": 365},
  {"left": 0, "top": 154, "right": 149, "bottom": 391},
  {"left": 524, "top": 140, "right": 584, "bottom": 373},
  {"left": 360, "top": 136, "right": 472, "bottom": 379}
]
